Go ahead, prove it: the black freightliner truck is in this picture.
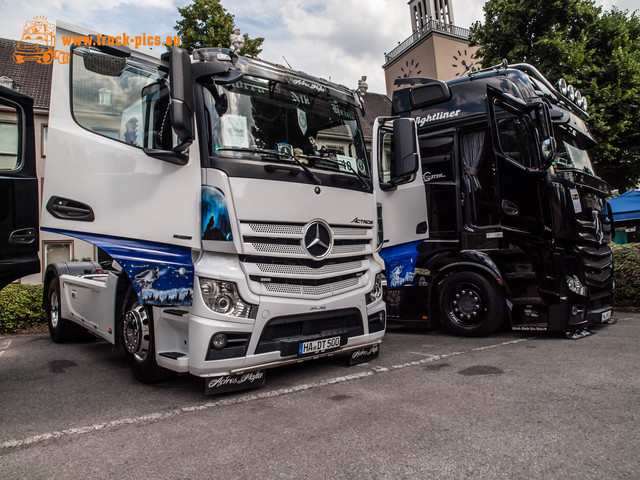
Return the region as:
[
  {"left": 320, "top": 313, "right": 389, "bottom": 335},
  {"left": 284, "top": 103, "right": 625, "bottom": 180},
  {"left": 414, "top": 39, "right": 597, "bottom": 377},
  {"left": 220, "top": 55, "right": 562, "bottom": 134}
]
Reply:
[{"left": 373, "top": 62, "right": 614, "bottom": 337}]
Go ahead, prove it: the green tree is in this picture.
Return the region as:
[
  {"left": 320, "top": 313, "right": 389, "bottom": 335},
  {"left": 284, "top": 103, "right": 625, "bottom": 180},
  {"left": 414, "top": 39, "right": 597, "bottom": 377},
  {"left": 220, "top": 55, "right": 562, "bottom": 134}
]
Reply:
[
  {"left": 174, "top": 0, "right": 264, "bottom": 56},
  {"left": 469, "top": 1, "right": 640, "bottom": 192}
]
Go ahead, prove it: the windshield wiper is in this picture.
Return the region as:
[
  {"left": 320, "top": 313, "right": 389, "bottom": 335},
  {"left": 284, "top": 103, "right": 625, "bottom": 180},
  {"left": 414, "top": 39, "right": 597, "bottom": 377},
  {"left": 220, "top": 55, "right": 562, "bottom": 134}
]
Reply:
[
  {"left": 216, "top": 147, "right": 321, "bottom": 185},
  {"left": 306, "top": 155, "right": 370, "bottom": 191},
  {"left": 216, "top": 147, "right": 322, "bottom": 185}
]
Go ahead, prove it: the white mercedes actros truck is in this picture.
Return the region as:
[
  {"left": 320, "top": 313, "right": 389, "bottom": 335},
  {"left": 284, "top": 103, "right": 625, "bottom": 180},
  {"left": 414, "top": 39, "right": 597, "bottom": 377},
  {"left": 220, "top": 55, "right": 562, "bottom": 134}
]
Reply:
[{"left": 22, "top": 22, "right": 392, "bottom": 393}]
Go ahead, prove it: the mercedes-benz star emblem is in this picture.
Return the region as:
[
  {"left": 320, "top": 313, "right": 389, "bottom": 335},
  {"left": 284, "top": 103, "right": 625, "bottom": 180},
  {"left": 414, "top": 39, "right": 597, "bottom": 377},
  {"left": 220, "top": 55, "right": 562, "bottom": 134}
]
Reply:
[{"left": 303, "top": 220, "right": 333, "bottom": 259}]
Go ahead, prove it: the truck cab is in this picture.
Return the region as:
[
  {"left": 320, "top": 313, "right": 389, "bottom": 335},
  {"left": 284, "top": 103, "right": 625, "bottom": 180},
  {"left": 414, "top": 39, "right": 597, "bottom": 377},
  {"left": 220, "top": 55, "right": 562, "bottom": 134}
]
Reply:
[
  {"left": 38, "top": 22, "right": 384, "bottom": 393},
  {"left": 373, "top": 63, "right": 613, "bottom": 336}
]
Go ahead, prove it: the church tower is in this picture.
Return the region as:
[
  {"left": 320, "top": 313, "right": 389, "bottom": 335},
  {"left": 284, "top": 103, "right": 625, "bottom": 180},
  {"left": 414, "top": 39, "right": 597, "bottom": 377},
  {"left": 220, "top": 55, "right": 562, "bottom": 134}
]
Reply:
[{"left": 383, "top": 0, "right": 479, "bottom": 97}]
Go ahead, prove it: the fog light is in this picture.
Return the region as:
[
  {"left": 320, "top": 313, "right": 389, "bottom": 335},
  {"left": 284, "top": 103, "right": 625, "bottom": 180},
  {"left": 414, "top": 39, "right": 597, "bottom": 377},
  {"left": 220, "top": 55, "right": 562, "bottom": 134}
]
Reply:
[
  {"left": 570, "top": 305, "right": 585, "bottom": 316},
  {"left": 211, "top": 333, "right": 228, "bottom": 349}
]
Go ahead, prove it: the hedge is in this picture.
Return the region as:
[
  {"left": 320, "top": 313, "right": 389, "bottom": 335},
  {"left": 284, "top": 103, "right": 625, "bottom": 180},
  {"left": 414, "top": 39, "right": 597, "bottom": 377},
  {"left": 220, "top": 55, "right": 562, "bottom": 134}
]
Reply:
[
  {"left": 0, "top": 284, "right": 46, "bottom": 334},
  {"left": 611, "top": 243, "right": 640, "bottom": 308}
]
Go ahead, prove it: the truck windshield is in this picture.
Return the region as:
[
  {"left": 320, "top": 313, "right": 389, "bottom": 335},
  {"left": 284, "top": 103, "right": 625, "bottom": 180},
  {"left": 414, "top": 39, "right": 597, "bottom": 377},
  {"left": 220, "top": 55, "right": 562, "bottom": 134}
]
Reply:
[
  {"left": 202, "top": 76, "right": 370, "bottom": 178},
  {"left": 554, "top": 129, "right": 596, "bottom": 175}
]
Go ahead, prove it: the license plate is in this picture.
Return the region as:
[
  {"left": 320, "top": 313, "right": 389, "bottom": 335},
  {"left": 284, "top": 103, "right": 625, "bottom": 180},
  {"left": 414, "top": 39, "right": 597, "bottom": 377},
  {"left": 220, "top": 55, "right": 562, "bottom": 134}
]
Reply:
[
  {"left": 601, "top": 310, "right": 612, "bottom": 322},
  {"left": 299, "top": 336, "right": 341, "bottom": 355}
]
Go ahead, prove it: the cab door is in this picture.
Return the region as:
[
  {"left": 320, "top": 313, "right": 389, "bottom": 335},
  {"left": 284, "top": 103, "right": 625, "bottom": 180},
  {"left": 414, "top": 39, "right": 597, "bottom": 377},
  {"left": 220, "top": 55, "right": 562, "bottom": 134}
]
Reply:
[
  {"left": 372, "top": 117, "right": 427, "bottom": 247},
  {"left": 487, "top": 88, "right": 549, "bottom": 238},
  {"left": 41, "top": 23, "right": 201, "bottom": 305},
  {"left": 0, "top": 86, "right": 40, "bottom": 289},
  {"left": 372, "top": 117, "right": 427, "bottom": 288}
]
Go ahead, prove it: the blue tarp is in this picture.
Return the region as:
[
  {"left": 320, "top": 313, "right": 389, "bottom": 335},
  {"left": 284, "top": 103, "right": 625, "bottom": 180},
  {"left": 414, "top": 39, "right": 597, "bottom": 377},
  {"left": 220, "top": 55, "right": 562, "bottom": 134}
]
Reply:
[{"left": 606, "top": 190, "right": 640, "bottom": 223}]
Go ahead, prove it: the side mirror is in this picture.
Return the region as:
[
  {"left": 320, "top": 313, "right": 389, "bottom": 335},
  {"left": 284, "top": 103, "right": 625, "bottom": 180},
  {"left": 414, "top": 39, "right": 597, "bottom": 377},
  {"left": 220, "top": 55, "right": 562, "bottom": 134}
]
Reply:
[
  {"left": 391, "top": 117, "right": 419, "bottom": 181},
  {"left": 169, "top": 46, "right": 195, "bottom": 149},
  {"left": 143, "top": 47, "right": 194, "bottom": 166}
]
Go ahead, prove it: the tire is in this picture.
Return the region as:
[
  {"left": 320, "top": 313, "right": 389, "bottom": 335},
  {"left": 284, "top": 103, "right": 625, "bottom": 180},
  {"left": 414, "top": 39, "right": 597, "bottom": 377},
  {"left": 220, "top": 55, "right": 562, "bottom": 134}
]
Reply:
[
  {"left": 46, "top": 277, "right": 75, "bottom": 343},
  {"left": 438, "top": 271, "right": 505, "bottom": 337},
  {"left": 119, "top": 286, "right": 173, "bottom": 383}
]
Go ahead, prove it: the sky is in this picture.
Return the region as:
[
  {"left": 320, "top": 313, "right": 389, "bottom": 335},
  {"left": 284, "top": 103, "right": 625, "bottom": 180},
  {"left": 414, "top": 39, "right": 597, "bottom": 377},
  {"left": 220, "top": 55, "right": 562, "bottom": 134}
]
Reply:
[{"left": 0, "top": 0, "right": 636, "bottom": 94}]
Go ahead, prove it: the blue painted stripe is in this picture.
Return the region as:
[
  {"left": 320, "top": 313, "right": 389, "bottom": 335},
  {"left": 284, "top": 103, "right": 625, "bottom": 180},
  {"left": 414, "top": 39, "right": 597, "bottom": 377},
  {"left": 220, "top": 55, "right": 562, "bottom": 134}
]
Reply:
[{"left": 43, "top": 229, "right": 194, "bottom": 306}]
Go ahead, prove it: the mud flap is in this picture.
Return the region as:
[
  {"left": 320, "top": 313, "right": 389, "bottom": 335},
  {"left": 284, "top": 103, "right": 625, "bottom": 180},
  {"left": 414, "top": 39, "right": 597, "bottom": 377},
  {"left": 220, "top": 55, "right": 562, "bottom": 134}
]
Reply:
[
  {"left": 204, "top": 371, "right": 266, "bottom": 395},
  {"left": 565, "top": 329, "right": 594, "bottom": 340},
  {"left": 349, "top": 343, "right": 380, "bottom": 365}
]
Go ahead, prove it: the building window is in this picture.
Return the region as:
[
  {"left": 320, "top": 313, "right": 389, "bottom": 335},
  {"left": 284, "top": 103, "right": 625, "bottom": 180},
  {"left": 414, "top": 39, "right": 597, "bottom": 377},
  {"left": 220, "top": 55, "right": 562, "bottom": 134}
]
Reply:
[
  {"left": 97, "top": 88, "right": 112, "bottom": 106},
  {"left": 41, "top": 124, "right": 47, "bottom": 157},
  {"left": 43, "top": 241, "right": 73, "bottom": 270}
]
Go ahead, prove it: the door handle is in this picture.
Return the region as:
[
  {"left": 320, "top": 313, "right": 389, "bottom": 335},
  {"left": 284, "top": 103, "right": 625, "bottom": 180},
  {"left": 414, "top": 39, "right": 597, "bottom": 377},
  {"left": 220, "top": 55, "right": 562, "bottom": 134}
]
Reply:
[
  {"left": 9, "top": 228, "right": 37, "bottom": 245},
  {"left": 46, "top": 196, "right": 95, "bottom": 222},
  {"left": 501, "top": 199, "right": 519, "bottom": 216}
]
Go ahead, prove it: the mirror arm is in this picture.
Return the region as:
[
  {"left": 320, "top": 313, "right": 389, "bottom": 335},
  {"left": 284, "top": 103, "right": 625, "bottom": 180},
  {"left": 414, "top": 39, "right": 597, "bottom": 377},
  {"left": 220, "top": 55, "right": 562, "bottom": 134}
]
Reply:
[{"left": 142, "top": 147, "right": 188, "bottom": 166}]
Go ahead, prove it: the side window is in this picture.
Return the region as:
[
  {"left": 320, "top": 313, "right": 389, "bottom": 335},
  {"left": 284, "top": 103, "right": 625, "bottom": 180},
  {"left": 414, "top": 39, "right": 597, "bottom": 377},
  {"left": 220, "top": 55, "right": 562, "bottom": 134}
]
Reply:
[
  {"left": 420, "top": 134, "right": 454, "bottom": 182},
  {"left": 493, "top": 101, "right": 539, "bottom": 169},
  {"left": 460, "top": 129, "right": 499, "bottom": 227},
  {"left": 0, "top": 103, "right": 20, "bottom": 171},
  {"left": 71, "top": 46, "right": 176, "bottom": 150},
  {"left": 419, "top": 134, "right": 457, "bottom": 236}
]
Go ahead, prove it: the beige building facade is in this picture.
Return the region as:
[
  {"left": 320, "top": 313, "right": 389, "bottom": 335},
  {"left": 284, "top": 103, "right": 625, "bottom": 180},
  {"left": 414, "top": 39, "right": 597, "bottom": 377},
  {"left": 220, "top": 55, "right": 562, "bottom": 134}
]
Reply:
[{"left": 383, "top": 0, "right": 480, "bottom": 98}]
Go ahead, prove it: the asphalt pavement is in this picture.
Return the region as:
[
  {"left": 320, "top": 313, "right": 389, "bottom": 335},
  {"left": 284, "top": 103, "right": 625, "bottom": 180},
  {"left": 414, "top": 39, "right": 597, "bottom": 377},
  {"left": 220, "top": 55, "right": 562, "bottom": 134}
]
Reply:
[{"left": 0, "top": 312, "right": 638, "bottom": 479}]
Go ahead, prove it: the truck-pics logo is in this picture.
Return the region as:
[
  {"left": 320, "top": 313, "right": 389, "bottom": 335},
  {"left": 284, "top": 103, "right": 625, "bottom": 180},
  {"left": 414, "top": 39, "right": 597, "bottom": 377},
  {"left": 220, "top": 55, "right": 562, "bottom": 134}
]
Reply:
[{"left": 13, "top": 17, "right": 69, "bottom": 65}]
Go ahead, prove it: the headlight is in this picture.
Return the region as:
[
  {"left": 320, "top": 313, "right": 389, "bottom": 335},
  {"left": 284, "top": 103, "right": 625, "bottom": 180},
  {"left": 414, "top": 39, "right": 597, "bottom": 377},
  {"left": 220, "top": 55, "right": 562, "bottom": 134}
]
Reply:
[
  {"left": 199, "top": 278, "right": 254, "bottom": 318},
  {"left": 367, "top": 273, "right": 383, "bottom": 304},
  {"left": 566, "top": 275, "right": 587, "bottom": 296}
]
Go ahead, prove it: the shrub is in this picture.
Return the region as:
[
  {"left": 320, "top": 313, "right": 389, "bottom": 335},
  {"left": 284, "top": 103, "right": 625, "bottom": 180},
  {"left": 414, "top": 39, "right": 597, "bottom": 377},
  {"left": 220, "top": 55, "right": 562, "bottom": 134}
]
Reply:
[
  {"left": 0, "top": 284, "right": 46, "bottom": 334},
  {"left": 611, "top": 243, "right": 640, "bottom": 308}
]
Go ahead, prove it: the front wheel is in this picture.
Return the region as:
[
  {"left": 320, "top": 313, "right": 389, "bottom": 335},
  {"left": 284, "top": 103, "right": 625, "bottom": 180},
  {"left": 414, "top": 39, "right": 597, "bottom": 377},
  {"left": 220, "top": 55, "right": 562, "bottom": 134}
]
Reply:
[
  {"left": 438, "top": 271, "right": 505, "bottom": 337},
  {"left": 120, "top": 286, "right": 173, "bottom": 383}
]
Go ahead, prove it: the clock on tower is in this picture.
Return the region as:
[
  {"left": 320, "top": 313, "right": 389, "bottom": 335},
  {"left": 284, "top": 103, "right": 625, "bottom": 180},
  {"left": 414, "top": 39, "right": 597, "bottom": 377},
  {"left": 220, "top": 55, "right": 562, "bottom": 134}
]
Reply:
[{"left": 452, "top": 49, "right": 478, "bottom": 77}]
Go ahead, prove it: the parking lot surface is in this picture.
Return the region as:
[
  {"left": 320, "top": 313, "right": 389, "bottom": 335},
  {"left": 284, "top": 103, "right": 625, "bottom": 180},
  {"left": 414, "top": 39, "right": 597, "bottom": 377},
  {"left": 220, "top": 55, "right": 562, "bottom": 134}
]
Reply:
[{"left": 1, "top": 313, "right": 639, "bottom": 479}]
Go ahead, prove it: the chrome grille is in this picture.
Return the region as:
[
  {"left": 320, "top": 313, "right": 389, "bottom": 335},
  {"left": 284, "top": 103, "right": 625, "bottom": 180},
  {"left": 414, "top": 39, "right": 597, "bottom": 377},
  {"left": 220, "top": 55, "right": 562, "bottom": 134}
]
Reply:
[
  {"left": 248, "top": 223, "right": 304, "bottom": 235},
  {"left": 263, "top": 276, "right": 361, "bottom": 297},
  {"left": 256, "top": 260, "right": 364, "bottom": 276},
  {"left": 252, "top": 243, "right": 305, "bottom": 255},
  {"left": 239, "top": 220, "right": 373, "bottom": 299},
  {"left": 332, "top": 244, "right": 367, "bottom": 255}
]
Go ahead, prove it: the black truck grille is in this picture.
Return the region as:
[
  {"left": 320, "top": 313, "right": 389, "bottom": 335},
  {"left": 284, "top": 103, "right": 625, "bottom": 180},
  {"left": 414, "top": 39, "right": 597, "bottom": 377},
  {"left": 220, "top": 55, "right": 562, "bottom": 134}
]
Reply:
[{"left": 575, "top": 244, "right": 613, "bottom": 290}]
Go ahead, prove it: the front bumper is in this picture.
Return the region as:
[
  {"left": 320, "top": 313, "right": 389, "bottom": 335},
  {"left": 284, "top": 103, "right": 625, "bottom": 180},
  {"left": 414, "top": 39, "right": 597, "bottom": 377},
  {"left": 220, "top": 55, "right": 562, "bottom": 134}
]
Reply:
[{"left": 154, "top": 290, "right": 385, "bottom": 377}]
